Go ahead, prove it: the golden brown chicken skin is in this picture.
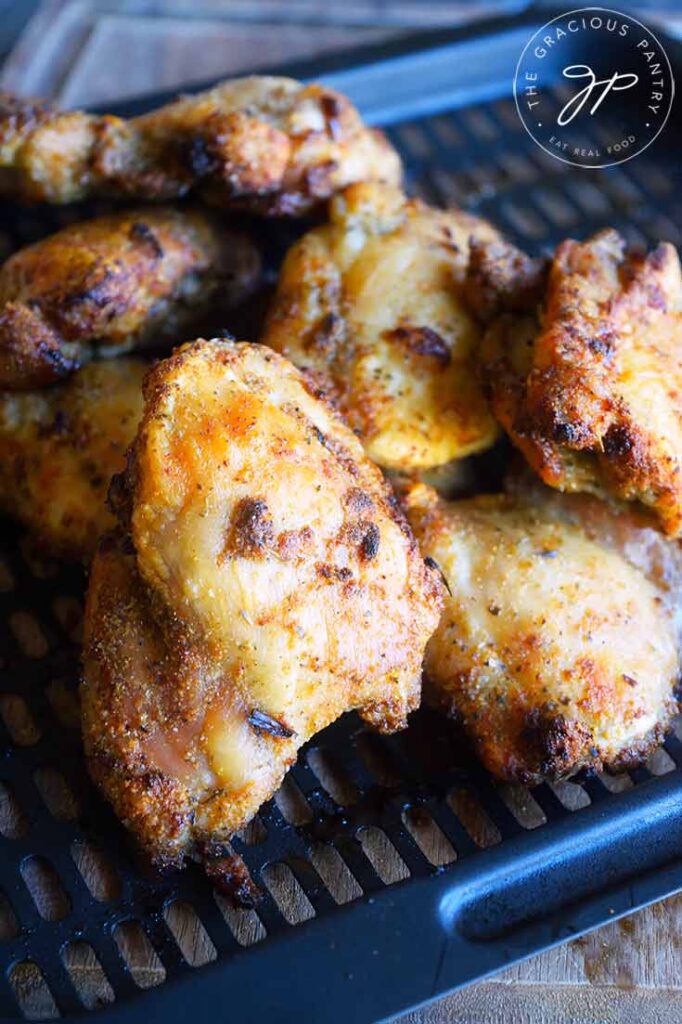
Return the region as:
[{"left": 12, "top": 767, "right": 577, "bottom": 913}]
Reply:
[
  {"left": 480, "top": 230, "right": 682, "bottom": 536},
  {"left": 0, "top": 77, "right": 401, "bottom": 214},
  {"left": 262, "top": 182, "right": 504, "bottom": 473},
  {"left": 0, "top": 359, "right": 146, "bottom": 559},
  {"left": 82, "top": 339, "right": 443, "bottom": 870},
  {"left": 403, "top": 481, "right": 682, "bottom": 784},
  {"left": 0, "top": 206, "right": 260, "bottom": 389}
]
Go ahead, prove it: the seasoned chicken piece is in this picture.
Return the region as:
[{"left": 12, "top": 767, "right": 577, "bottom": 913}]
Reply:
[
  {"left": 480, "top": 230, "right": 682, "bottom": 536},
  {"left": 0, "top": 206, "right": 260, "bottom": 389},
  {"left": 262, "top": 182, "right": 504, "bottom": 473},
  {"left": 403, "top": 481, "right": 682, "bottom": 784},
  {"left": 82, "top": 339, "right": 442, "bottom": 870},
  {"left": 0, "top": 78, "right": 401, "bottom": 213},
  {"left": 0, "top": 359, "right": 146, "bottom": 559}
]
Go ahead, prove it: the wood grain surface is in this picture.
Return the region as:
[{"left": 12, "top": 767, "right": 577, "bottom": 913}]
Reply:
[{"left": 2, "top": 3, "right": 681, "bottom": 1022}]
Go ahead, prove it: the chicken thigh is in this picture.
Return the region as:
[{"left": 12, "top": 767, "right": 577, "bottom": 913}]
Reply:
[
  {"left": 82, "top": 339, "right": 443, "bottom": 870},
  {"left": 262, "top": 181, "right": 506, "bottom": 473},
  {"left": 0, "top": 77, "right": 401, "bottom": 213},
  {"left": 0, "top": 206, "right": 260, "bottom": 388},
  {"left": 403, "top": 480, "right": 682, "bottom": 783},
  {"left": 0, "top": 359, "right": 146, "bottom": 558},
  {"left": 480, "top": 230, "right": 682, "bottom": 536}
]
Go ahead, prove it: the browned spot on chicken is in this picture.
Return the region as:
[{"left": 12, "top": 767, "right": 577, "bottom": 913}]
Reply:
[
  {"left": 129, "top": 221, "right": 164, "bottom": 259},
  {"left": 387, "top": 325, "right": 451, "bottom": 366},
  {"left": 522, "top": 707, "right": 594, "bottom": 780},
  {"left": 248, "top": 709, "right": 295, "bottom": 738},
  {"left": 309, "top": 312, "right": 344, "bottom": 355},
  {"left": 225, "top": 498, "right": 274, "bottom": 559},
  {"left": 203, "top": 852, "right": 260, "bottom": 906},
  {"left": 277, "top": 526, "right": 314, "bottom": 561},
  {"left": 321, "top": 93, "right": 343, "bottom": 141},
  {"left": 317, "top": 563, "right": 353, "bottom": 582},
  {"left": 360, "top": 522, "right": 380, "bottom": 561}
]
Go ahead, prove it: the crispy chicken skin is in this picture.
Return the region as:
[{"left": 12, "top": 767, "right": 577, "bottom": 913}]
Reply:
[
  {"left": 262, "top": 182, "right": 503, "bottom": 472},
  {"left": 480, "top": 230, "right": 682, "bottom": 536},
  {"left": 0, "top": 206, "right": 260, "bottom": 389},
  {"left": 0, "top": 359, "right": 146, "bottom": 559},
  {"left": 0, "top": 78, "right": 401, "bottom": 214},
  {"left": 82, "top": 339, "right": 443, "bottom": 869},
  {"left": 403, "top": 481, "right": 682, "bottom": 784}
]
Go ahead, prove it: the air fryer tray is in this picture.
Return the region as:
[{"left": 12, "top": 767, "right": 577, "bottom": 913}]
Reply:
[{"left": 1, "top": 10, "right": 681, "bottom": 1023}]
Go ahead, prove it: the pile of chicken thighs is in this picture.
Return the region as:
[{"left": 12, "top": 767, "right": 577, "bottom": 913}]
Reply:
[{"left": 0, "top": 77, "right": 679, "bottom": 879}]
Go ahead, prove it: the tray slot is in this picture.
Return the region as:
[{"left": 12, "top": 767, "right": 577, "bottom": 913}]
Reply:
[
  {"left": 111, "top": 920, "right": 167, "bottom": 991},
  {"left": 62, "top": 940, "right": 116, "bottom": 1012},
  {"left": 162, "top": 900, "right": 218, "bottom": 969},
  {"left": 88, "top": 933, "right": 145, "bottom": 1003},
  {"left": 331, "top": 836, "right": 385, "bottom": 896},
  {"left": 308, "top": 843, "right": 363, "bottom": 906},
  {"left": 401, "top": 806, "right": 457, "bottom": 867},
  {"left": 284, "top": 858, "right": 338, "bottom": 917},
  {"left": 34, "top": 951, "right": 84, "bottom": 1017}
]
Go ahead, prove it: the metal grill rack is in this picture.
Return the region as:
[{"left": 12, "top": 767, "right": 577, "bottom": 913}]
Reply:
[{"left": 0, "top": 13, "right": 681, "bottom": 1023}]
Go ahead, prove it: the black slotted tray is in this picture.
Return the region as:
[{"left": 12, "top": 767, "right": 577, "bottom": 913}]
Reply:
[{"left": 1, "top": 10, "right": 681, "bottom": 1022}]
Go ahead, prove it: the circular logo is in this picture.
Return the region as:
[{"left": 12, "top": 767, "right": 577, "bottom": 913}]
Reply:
[{"left": 513, "top": 7, "right": 675, "bottom": 168}]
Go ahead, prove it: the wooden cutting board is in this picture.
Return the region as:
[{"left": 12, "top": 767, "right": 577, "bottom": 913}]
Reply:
[{"left": 2, "top": 3, "right": 681, "bottom": 1022}]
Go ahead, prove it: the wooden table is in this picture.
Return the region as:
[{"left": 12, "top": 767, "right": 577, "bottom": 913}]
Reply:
[{"left": 2, "top": 3, "right": 681, "bottom": 1022}]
